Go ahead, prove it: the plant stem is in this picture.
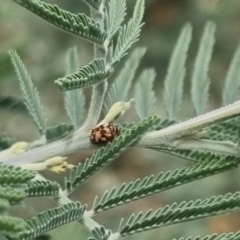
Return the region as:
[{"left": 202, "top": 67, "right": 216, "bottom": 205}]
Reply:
[
  {"left": 140, "top": 99, "right": 240, "bottom": 143},
  {"left": 80, "top": 1, "right": 109, "bottom": 132},
  {"left": 2, "top": 100, "right": 240, "bottom": 166}
]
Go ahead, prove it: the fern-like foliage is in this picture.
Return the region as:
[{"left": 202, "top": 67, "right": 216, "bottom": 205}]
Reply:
[
  {"left": 134, "top": 69, "right": 157, "bottom": 120},
  {"left": 111, "top": 0, "right": 145, "bottom": 65},
  {"left": 223, "top": 43, "right": 240, "bottom": 105},
  {"left": 191, "top": 22, "right": 215, "bottom": 115},
  {"left": 0, "top": 216, "right": 27, "bottom": 239},
  {"left": 0, "top": 164, "right": 35, "bottom": 184},
  {"left": 65, "top": 47, "right": 86, "bottom": 129},
  {"left": 55, "top": 59, "right": 113, "bottom": 91},
  {"left": 0, "top": 186, "right": 26, "bottom": 204},
  {"left": 104, "top": 48, "right": 146, "bottom": 112},
  {"left": 106, "top": 0, "right": 126, "bottom": 38},
  {"left": 164, "top": 24, "right": 192, "bottom": 120},
  {"left": 119, "top": 192, "right": 240, "bottom": 236},
  {"left": 45, "top": 123, "right": 74, "bottom": 141},
  {"left": 25, "top": 181, "right": 60, "bottom": 197},
  {"left": 83, "top": 0, "right": 102, "bottom": 10},
  {"left": 65, "top": 115, "right": 160, "bottom": 193},
  {"left": 19, "top": 202, "right": 85, "bottom": 240},
  {"left": 176, "top": 232, "right": 240, "bottom": 240},
  {"left": 9, "top": 50, "right": 47, "bottom": 135},
  {"left": 92, "top": 157, "right": 239, "bottom": 214},
  {"left": 13, "top": 0, "right": 107, "bottom": 44}
]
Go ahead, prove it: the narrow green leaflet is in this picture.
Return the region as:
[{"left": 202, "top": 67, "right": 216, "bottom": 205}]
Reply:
[
  {"left": 65, "top": 115, "right": 160, "bottom": 193},
  {"left": 106, "top": 0, "right": 126, "bottom": 38},
  {"left": 13, "top": 0, "right": 107, "bottom": 44},
  {"left": 88, "top": 226, "right": 111, "bottom": 240},
  {"left": 55, "top": 59, "right": 113, "bottom": 91},
  {"left": 112, "top": 0, "right": 145, "bottom": 65},
  {"left": 92, "top": 157, "right": 239, "bottom": 214},
  {"left": 25, "top": 181, "right": 60, "bottom": 197},
  {"left": 20, "top": 202, "right": 85, "bottom": 240},
  {"left": 134, "top": 69, "right": 157, "bottom": 120},
  {"left": 119, "top": 192, "right": 240, "bottom": 236},
  {"left": 9, "top": 50, "right": 47, "bottom": 135},
  {"left": 83, "top": 0, "right": 102, "bottom": 10},
  {"left": 45, "top": 123, "right": 74, "bottom": 141},
  {"left": 164, "top": 24, "right": 192, "bottom": 120},
  {"left": 65, "top": 47, "right": 86, "bottom": 129},
  {"left": 191, "top": 22, "right": 216, "bottom": 115},
  {"left": 176, "top": 232, "right": 240, "bottom": 240},
  {"left": 223, "top": 43, "right": 240, "bottom": 105},
  {"left": 104, "top": 48, "right": 146, "bottom": 112}
]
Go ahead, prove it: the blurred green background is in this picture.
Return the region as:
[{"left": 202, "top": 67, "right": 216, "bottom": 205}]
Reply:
[{"left": 1, "top": 0, "right": 240, "bottom": 239}]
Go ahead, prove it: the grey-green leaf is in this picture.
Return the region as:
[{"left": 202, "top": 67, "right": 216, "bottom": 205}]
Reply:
[
  {"left": 135, "top": 69, "right": 157, "bottom": 119},
  {"left": 64, "top": 47, "right": 86, "bottom": 129},
  {"left": 20, "top": 202, "right": 85, "bottom": 240},
  {"left": 119, "top": 192, "right": 240, "bottom": 236},
  {"left": 65, "top": 115, "right": 160, "bottom": 194},
  {"left": 191, "top": 22, "right": 216, "bottom": 115},
  {"left": 9, "top": 50, "right": 47, "bottom": 135},
  {"left": 55, "top": 59, "right": 113, "bottom": 91},
  {"left": 45, "top": 123, "right": 74, "bottom": 141},
  {"left": 107, "top": 0, "right": 126, "bottom": 38},
  {"left": 112, "top": 0, "right": 145, "bottom": 65},
  {"left": 13, "top": 0, "right": 106, "bottom": 44},
  {"left": 104, "top": 48, "right": 146, "bottom": 112},
  {"left": 92, "top": 157, "right": 239, "bottom": 214},
  {"left": 164, "top": 23, "right": 192, "bottom": 120},
  {"left": 223, "top": 43, "right": 240, "bottom": 105}
]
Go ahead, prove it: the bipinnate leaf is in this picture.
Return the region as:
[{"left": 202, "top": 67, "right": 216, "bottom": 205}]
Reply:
[
  {"left": 191, "top": 22, "right": 216, "bottom": 115},
  {"left": 13, "top": 0, "right": 106, "bottom": 44},
  {"left": 92, "top": 157, "right": 239, "bottom": 214},
  {"left": 104, "top": 48, "right": 146, "bottom": 112},
  {"left": 65, "top": 115, "right": 160, "bottom": 193},
  {"left": 164, "top": 24, "right": 192, "bottom": 120},
  {"left": 223, "top": 43, "right": 240, "bottom": 105},
  {"left": 9, "top": 50, "right": 47, "bottom": 135},
  {"left": 20, "top": 202, "right": 85, "bottom": 240},
  {"left": 65, "top": 47, "right": 86, "bottom": 129},
  {"left": 107, "top": 0, "right": 126, "bottom": 38},
  {"left": 55, "top": 59, "right": 113, "bottom": 91},
  {"left": 119, "top": 192, "right": 240, "bottom": 236},
  {"left": 134, "top": 69, "right": 157, "bottom": 120},
  {"left": 112, "top": 0, "right": 145, "bottom": 65}
]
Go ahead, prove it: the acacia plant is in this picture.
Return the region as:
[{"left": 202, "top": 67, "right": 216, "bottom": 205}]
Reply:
[{"left": 1, "top": 0, "right": 240, "bottom": 239}]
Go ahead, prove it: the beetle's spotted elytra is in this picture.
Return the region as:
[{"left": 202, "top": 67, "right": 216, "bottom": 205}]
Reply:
[{"left": 90, "top": 123, "right": 120, "bottom": 144}]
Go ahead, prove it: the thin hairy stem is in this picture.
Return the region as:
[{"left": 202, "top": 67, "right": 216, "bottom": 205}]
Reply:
[
  {"left": 80, "top": 2, "right": 109, "bottom": 132},
  {"left": 140, "top": 100, "right": 240, "bottom": 144},
  {"left": 2, "top": 101, "right": 240, "bottom": 167}
]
